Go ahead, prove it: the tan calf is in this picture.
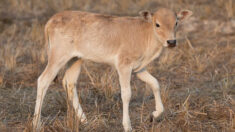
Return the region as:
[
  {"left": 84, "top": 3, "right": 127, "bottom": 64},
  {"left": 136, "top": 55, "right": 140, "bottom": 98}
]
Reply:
[{"left": 33, "top": 8, "right": 192, "bottom": 132}]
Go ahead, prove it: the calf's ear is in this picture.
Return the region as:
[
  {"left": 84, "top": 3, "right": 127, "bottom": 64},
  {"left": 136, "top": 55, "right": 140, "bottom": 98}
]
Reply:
[
  {"left": 139, "top": 10, "right": 153, "bottom": 22},
  {"left": 177, "top": 10, "right": 193, "bottom": 22}
]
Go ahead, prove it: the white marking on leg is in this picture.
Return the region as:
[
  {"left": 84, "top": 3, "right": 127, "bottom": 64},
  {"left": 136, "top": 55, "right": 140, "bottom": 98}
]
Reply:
[{"left": 72, "top": 86, "right": 87, "bottom": 123}]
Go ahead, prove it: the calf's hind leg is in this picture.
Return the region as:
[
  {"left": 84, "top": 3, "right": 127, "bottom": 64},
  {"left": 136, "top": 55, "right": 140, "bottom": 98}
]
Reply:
[
  {"left": 62, "top": 58, "right": 87, "bottom": 124},
  {"left": 33, "top": 51, "right": 73, "bottom": 132}
]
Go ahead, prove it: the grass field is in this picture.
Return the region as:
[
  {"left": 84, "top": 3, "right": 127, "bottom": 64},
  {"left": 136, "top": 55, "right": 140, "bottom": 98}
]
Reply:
[{"left": 0, "top": 0, "right": 235, "bottom": 131}]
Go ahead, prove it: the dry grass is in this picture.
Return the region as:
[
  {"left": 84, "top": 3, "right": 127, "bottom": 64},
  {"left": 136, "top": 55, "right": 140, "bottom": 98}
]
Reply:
[{"left": 0, "top": 0, "right": 235, "bottom": 131}]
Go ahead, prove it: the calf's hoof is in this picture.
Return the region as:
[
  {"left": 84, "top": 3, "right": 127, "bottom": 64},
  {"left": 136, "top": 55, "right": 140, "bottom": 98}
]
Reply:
[{"left": 150, "top": 110, "right": 164, "bottom": 122}]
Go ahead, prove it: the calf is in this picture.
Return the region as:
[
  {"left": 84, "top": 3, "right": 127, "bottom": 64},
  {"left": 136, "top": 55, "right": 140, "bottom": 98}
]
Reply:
[{"left": 33, "top": 8, "right": 192, "bottom": 132}]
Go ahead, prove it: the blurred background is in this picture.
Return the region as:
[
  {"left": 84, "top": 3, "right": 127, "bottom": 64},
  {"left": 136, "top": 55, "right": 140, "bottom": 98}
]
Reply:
[{"left": 0, "top": 0, "right": 234, "bottom": 131}]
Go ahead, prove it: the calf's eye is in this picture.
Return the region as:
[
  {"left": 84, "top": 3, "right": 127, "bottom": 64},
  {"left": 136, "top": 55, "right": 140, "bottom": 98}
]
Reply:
[{"left": 156, "top": 23, "right": 160, "bottom": 27}]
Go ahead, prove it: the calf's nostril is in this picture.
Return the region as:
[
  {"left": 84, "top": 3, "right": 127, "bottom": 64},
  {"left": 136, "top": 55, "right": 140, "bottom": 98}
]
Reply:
[
  {"left": 167, "top": 40, "right": 176, "bottom": 44},
  {"left": 167, "top": 40, "right": 176, "bottom": 47}
]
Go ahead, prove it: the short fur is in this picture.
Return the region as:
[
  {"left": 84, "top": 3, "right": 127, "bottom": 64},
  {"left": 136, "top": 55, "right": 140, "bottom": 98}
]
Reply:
[{"left": 33, "top": 8, "right": 192, "bottom": 132}]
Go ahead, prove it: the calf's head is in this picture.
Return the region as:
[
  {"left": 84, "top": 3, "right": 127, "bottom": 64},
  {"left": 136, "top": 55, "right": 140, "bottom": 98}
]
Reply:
[{"left": 140, "top": 8, "right": 193, "bottom": 48}]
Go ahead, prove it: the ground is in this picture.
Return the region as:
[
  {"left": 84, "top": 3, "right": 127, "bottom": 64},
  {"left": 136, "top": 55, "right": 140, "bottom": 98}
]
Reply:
[{"left": 0, "top": 0, "right": 235, "bottom": 131}]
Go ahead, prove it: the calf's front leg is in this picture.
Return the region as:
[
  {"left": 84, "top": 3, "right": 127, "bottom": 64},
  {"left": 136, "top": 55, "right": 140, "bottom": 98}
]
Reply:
[
  {"left": 117, "top": 66, "right": 132, "bottom": 132},
  {"left": 136, "top": 70, "right": 164, "bottom": 118}
]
